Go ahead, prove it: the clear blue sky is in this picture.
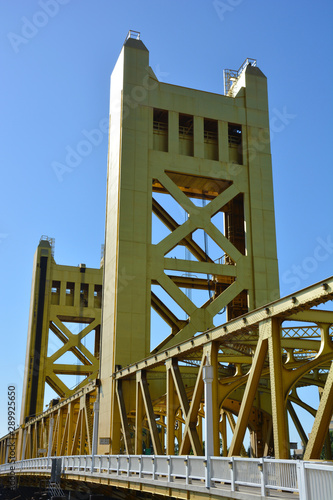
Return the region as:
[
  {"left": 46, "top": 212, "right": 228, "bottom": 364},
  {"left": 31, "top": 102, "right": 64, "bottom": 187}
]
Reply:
[{"left": 0, "top": 0, "right": 332, "bottom": 447}]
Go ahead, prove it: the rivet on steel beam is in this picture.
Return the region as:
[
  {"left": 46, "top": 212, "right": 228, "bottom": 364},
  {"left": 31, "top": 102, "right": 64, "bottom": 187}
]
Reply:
[
  {"left": 177, "top": 346, "right": 181, "bottom": 352},
  {"left": 206, "top": 333, "right": 210, "bottom": 339},
  {"left": 191, "top": 340, "right": 194, "bottom": 345},
  {"left": 292, "top": 296, "right": 297, "bottom": 304},
  {"left": 165, "top": 351, "right": 168, "bottom": 356},
  {"left": 223, "top": 326, "right": 227, "bottom": 332},
  {"left": 323, "top": 283, "right": 329, "bottom": 291},
  {"left": 155, "top": 356, "right": 157, "bottom": 361},
  {"left": 136, "top": 364, "right": 138, "bottom": 369},
  {"left": 243, "top": 317, "right": 247, "bottom": 324},
  {"left": 265, "top": 307, "right": 270, "bottom": 314},
  {"left": 145, "top": 360, "right": 147, "bottom": 365}
]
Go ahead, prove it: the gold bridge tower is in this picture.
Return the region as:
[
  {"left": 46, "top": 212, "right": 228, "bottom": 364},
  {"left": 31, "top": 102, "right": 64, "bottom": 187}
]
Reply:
[{"left": 1, "top": 32, "right": 332, "bottom": 467}]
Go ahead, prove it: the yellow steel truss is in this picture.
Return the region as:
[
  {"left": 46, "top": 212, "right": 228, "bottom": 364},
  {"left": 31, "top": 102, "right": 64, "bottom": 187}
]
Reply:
[
  {"left": 111, "top": 277, "right": 333, "bottom": 460},
  {"left": 1, "top": 277, "right": 332, "bottom": 463}
]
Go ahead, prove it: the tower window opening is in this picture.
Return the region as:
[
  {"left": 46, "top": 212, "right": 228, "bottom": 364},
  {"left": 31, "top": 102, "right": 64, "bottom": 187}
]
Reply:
[
  {"left": 228, "top": 123, "right": 242, "bottom": 164},
  {"left": 66, "top": 282, "right": 75, "bottom": 306},
  {"left": 204, "top": 118, "right": 218, "bottom": 160},
  {"left": 94, "top": 284, "right": 102, "bottom": 308},
  {"left": 80, "top": 283, "right": 89, "bottom": 307},
  {"left": 51, "top": 280, "right": 60, "bottom": 305},
  {"left": 153, "top": 108, "right": 168, "bottom": 152},
  {"left": 179, "top": 114, "right": 194, "bottom": 156}
]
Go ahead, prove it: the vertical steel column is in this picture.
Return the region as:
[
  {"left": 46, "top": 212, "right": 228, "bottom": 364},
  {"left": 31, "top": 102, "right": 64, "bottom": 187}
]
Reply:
[
  {"left": 220, "top": 411, "right": 227, "bottom": 456},
  {"left": 91, "top": 400, "right": 99, "bottom": 472},
  {"left": 166, "top": 361, "right": 176, "bottom": 455},
  {"left": 135, "top": 372, "right": 143, "bottom": 455},
  {"left": 268, "top": 318, "right": 289, "bottom": 459},
  {"left": 203, "top": 364, "right": 214, "bottom": 487}
]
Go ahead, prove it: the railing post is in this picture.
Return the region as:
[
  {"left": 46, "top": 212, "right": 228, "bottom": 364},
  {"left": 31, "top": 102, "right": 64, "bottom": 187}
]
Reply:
[
  {"left": 127, "top": 456, "right": 130, "bottom": 477},
  {"left": 259, "top": 458, "right": 266, "bottom": 497},
  {"left": 297, "top": 461, "right": 308, "bottom": 500},
  {"left": 116, "top": 455, "right": 120, "bottom": 476},
  {"left": 139, "top": 456, "right": 142, "bottom": 479},
  {"left": 229, "top": 457, "right": 235, "bottom": 492},
  {"left": 167, "top": 457, "right": 171, "bottom": 482},
  {"left": 152, "top": 456, "right": 155, "bottom": 480},
  {"left": 185, "top": 457, "right": 189, "bottom": 485}
]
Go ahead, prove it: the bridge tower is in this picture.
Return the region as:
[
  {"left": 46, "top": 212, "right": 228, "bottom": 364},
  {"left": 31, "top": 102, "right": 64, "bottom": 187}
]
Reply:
[
  {"left": 98, "top": 32, "right": 279, "bottom": 453},
  {"left": 20, "top": 237, "right": 103, "bottom": 425}
]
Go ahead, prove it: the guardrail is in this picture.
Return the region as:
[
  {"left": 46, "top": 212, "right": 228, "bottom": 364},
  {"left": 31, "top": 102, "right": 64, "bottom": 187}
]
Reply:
[{"left": 1, "top": 455, "right": 332, "bottom": 500}]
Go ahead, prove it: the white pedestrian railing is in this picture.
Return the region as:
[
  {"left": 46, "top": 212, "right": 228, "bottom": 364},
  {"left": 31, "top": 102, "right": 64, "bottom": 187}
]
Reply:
[{"left": 1, "top": 455, "right": 333, "bottom": 500}]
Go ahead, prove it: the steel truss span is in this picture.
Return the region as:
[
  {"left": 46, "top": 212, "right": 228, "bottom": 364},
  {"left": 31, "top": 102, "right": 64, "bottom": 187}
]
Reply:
[{"left": 1, "top": 277, "right": 332, "bottom": 464}]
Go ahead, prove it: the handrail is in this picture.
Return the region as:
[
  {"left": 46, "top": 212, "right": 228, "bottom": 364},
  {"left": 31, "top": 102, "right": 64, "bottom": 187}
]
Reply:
[
  {"left": 1, "top": 455, "right": 332, "bottom": 499},
  {"left": 125, "top": 30, "right": 140, "bottom": 42},
  {"left": 223, "top": 58, "right": 257, "bottom": 96}
]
